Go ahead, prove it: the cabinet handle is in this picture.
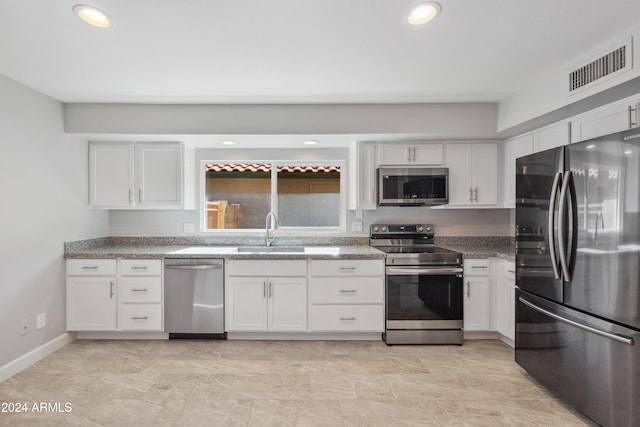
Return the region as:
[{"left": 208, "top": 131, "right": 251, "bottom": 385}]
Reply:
[
  {"left": 339, "top": 267, "right": 357, "bottom": 271},
  {"left": 131, "top": 316, "right": 148, "bottom": 320},
  {"left": 110, "top": 282, "right": 114, "bottom": 298},
  {"left": 468, "top": 188, "right": 473, "bottom": 202},
  {"left": 471, "top": 266, "right": 488, "bottom": 269},
  {"left": 130, "top": 266, "right": 148, "bottom": 270},
  {"left": 466, "top": 281, "right": 471, "bottom": 298},
  {"left": 81, "top": 266, "right": 99, "bottom": 270},
  {"left": 629, "top": 105, "right": 638, "bottom": 128},
  {"left": 263, "top": 281, "right": 267, "bottom": 298},
  {"left": 412, "top": 146, "right": 416, "bottom": 161},
  {"left": 474, "top": 187, "right": 478, "bottom": 202},
  {"left": 340, "top": 316, "right": 356, "bottom": 321},
  {"left": 268, "top": 281, "right": 272, "bottom": 298},
  {"left": 138, "top": 189, "right": 143, "bottom": 203},
  {"left": 340, "top": 289, "right": 357, "bottom": 293},
  {"left": 507, "top": 270, "right": 515, "bottom": 274},
  {"left": 130, "top": 288, "right": 148, "bottom": 292},
  {"left": 129, "top": 189, "right": 133, "bottom": 203}
]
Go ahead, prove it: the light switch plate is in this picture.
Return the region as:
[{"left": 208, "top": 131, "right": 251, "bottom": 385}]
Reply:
[
  {"left": 183, "top": 222, "right": 194, "bottom": 233},
  {"left": 351, "top": 221, "right": 363, "bottom": 232}
]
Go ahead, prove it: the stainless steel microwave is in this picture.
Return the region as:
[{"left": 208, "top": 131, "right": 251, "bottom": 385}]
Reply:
[{"left": 377, "top": 167, "right": 448, "bottom": 206}]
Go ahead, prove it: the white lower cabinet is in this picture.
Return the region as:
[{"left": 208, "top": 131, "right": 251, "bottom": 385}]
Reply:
[
  {"left": 310, "top": 259, "right": 384, "bottom": 332},
  {"left": 495, "top": 260, "right": 516, "bottom": 342},
  {"left": 66, "top": 258, "right": 163, "bottom": 332},
  {"left": 463, "top": 259, "right": 491, "bottom": 331},
  {"left": 226, "top": 260, "right": 307, "bottom": 332}
]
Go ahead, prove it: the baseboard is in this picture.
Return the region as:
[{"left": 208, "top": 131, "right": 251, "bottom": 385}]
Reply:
[
  {"left": 463, "top": 330, "right": 500, "bottom": 340},
  {"left": 0, "top": 332, "right": 75, "bottom": 383},
  {"left": 227, "top": 332, "right": 383, "bottom": 341},
  {"left": 75, "top": 332, "right": 169, "bottom": 340}
]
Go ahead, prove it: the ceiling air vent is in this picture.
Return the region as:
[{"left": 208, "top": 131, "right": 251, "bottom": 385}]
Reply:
[{"left": 568, "top": 38, "right": 632, "bottom": 94}]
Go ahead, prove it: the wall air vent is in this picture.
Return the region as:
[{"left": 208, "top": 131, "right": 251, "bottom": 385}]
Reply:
[{"left": 568, "top": 38, "right": 633, "bottom": 95}]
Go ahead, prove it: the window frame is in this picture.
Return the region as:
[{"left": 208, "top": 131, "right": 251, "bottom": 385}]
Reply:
[{"left": 199, "top": 159, "right": 347, "bottom": 234}]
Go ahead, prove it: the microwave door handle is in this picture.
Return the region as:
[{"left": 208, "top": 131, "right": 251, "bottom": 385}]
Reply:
[
  {"left": 558, "top": 170, "right": 572, "bottom": 281},
  {"left": 548, "top": 172, "right": 561, "bottom": 280}
]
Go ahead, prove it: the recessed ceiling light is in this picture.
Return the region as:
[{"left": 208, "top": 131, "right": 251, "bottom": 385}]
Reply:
[
  {"left": 73, "top": 4, "right": 111, "bottom": 28},
  {"left": 407, "top": 2, "right": 441, "bottom": 26},
  {"left": 586, "top": 144, "right": 596, "bottom": 150},
  {"left": 222, "top": 140, "right": 236, "bottom": 145},
  {"left": 303, "top": 140, "right": 318, "bottom": 145},
  {"left": 624, "top": 149, "right": 633, "bottom": 155}
]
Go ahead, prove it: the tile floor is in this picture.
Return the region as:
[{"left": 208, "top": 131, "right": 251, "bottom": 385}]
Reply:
[{"left": 0, "top": 339, "right": 594, "bottom": 426}]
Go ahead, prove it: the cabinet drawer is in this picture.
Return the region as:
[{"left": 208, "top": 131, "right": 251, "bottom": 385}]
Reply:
[
  {"left": 119, "top": 277, "right": 162, "bottom": 303},
  {"left": 67, "top": 259, "right": 116, "bottom": 276},
  {"left": 310, "top": 259, "right": 384, "bottom": 276},
  {"left": 120, "top": 259, "right": 162, "bottom": 276},
  {"left": 464, "top": 259, "right": 490, "bottom": 276},
  {"left": 310, "top": 305, "right": 384, "bottom": 332},
  {"left": 119, "top": 304, "right": 162, "bottom": 330},
  {"left": 311, "top": 277, "right": 383, "bottom": 304},
  {"left": 227, "top": 260, "right": 307, "bottom": 276}
]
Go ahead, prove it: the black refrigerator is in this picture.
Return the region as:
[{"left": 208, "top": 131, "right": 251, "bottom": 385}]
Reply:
[{"left": 515, "top": 127, "right": 640, "bottom": 427}]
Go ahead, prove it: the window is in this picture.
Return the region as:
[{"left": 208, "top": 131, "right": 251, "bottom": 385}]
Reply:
[{"left": 203, "top": 162, "right": 343, "bottom": 231}]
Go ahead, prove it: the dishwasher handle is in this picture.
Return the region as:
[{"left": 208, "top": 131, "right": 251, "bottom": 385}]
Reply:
[{"left": 165, "top": 264, "right": 222, "bottom": 270}]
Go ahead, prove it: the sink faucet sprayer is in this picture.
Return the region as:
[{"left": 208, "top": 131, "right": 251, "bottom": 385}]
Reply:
[{"left": 265, "top": 211, "right": 278, "bottom": 246}]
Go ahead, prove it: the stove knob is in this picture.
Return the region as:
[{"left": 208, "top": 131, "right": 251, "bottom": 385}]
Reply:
[
  {"left": 372, "top": 226, "right": 379, "bottom": 232},
  {"left": 417, "top": 225, "right": 424, "bottom": 232},
  {"left": 382, "top": 226, "right": 388, "bottom": 232},
  {"left": 426, "top": 226, "right": 432, "bottom": 232}
]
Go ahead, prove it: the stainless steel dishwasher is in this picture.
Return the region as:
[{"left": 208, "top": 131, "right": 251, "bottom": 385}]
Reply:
[{"left": 164, "top": 258, "right": 225, "bottom": 339}]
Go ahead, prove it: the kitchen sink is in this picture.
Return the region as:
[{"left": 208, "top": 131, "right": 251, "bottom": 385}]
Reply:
[{"left": 236, "top": 246, "right": 306, "bottom": 253}]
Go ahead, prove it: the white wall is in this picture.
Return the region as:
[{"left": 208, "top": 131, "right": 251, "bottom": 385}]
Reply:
[{"left": 0, "top": 74, "right": 108, "bottom": 368}]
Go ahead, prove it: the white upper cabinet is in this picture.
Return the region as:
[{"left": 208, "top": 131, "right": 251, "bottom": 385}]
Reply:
[
  {"left": 533, "top": 121, "right": 570, "bottom": 152},
  {"left": 348, "top": 142, "right": 377, "bottom": 210},
  {"left": 571, "top": 96, "right": 640, "bottom": 143},
  {"left": 89, "top": 141, "right": 184, "bottom": 209},
  {"left": 378, "top": 142, "right": 444, "bottom": 166},
  {"left": 446, "top": 143, "right": 498, "bottom": 207},
  {"left": 503, "top": 135, "right": 533, "bottom": 208}
]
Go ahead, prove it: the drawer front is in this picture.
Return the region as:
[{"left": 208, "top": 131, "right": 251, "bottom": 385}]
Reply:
[
  {"left": 464, "top": 258, "right": 490, "bottom": 276},
  {"left": 310, "top": 259, "right": 384, "bottom": 277},
  {"left": 67, "top": 259, "right": 116, "bottom": 276},
  {"left": 119, "top": 304, "right": 162, "bottom": 330},
  {"left": 227, "top": 260, "right": 307, "bottom": 277},
  {"left": 120, "top": 259, "right": 162, "bottom": 276},
  {"left": 119, "top": 277, "right": 162, "bottom": 303},
  {"left": 311, "top": 277, "right": 383, "bottom": 304},
  {"left": 310, "top": 305, "right": 384, "bottom": 332}
]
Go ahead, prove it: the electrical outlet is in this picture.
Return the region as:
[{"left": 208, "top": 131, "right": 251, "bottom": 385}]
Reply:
[
  {"left": 351, "top": 221, "right": 363, "bottom": 232},
  {"left": 183, "top": 222, "right": 194, "bottom": 233},
  {"left": 36, "top": 313, "right": 46, "bottom": 329},
  {"left": 20, "top": 319, "right": 30, "bottom": 336}
]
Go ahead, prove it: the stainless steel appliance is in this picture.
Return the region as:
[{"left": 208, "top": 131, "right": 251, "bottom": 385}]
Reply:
[
  {"left": 377, "top": 167, "right": 448, "bottom": 206},
  {"left": 515, "top": 128, "right": 640, "bottom": 427},
  {"left": 370, "top": 224, "right": 464, "bottom": 344},
  {"left": 164, "top": 258, "right": 226, "bottom": 339}
]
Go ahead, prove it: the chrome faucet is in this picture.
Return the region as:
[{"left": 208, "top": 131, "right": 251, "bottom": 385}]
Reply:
[{"left": 265, "top": 211, "right": 278, "bottom": 246}]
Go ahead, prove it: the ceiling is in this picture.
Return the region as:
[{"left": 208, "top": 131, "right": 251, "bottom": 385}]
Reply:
[{"left": 2, "top": 0, "right": 640, "bottom": 105}]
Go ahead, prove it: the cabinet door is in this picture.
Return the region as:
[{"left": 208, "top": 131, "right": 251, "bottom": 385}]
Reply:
[
  {"left": 445, "top": 144, "right": 473, "bottom": 206},
  {"left": 534, "top": 122, "right": 569, "bottom": 152},
  {"left": 463, "top": 276, "right": 491, "bottom": 331},
  {"left": 136, "top": 143, "right": 183, "bottom": 208},
  {"left": 348, "top": 142, "right": 377, "bottom": 210},
  {"left": 89, "top": 143, "right": 134, "bottom": 208},
  {"left": 268, "top": 277, "right": 307, "bottom": 331},
  {"left": 503, "top": 135, "right": 534, "bottom": 208},
  {"left": 227, "top": 277, "right": 268, "bottom": 331},
  {"left": 472, "top": 143, "right": 498, "bottom": 206},
  {"left": 571, "top": 99, "right": 638, "bottom": 143},
  {"left": 67, "top": 277, "right": 117, "bottom": 331},
  {"left": 378, "top": 143, "right": 443, "bottom": 165}
]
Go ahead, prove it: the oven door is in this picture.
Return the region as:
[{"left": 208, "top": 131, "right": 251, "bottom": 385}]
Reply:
[{"left": 386, "top": 266, "right": 463, "bottom": 329}]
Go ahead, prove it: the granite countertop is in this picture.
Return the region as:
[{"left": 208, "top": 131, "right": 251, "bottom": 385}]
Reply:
[
  {"left": 64, "top": 237, "right": 385, "bottom": 260},
  {"left": 435, "top": 237, "right": 515, "bottom": 262}
]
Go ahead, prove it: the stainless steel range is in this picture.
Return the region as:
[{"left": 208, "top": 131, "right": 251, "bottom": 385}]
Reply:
[{"left": 370, "top": 224, "right": 464, "bottom": 345}]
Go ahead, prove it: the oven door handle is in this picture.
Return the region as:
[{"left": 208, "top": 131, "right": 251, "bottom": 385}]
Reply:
[{"left": 386, "top": 267, "right": 463, "bottom": 275}]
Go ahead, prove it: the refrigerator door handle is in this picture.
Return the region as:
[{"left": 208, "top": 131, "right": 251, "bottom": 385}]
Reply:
[
  {"left": 548, "top": 172, "right": 561, "bottom": 280},
  {"left": 519, "top": 297, "right": 634, "bottom": 346},
  {"left": 558, "top": 170, "right": 572, "bottom": 281}
]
